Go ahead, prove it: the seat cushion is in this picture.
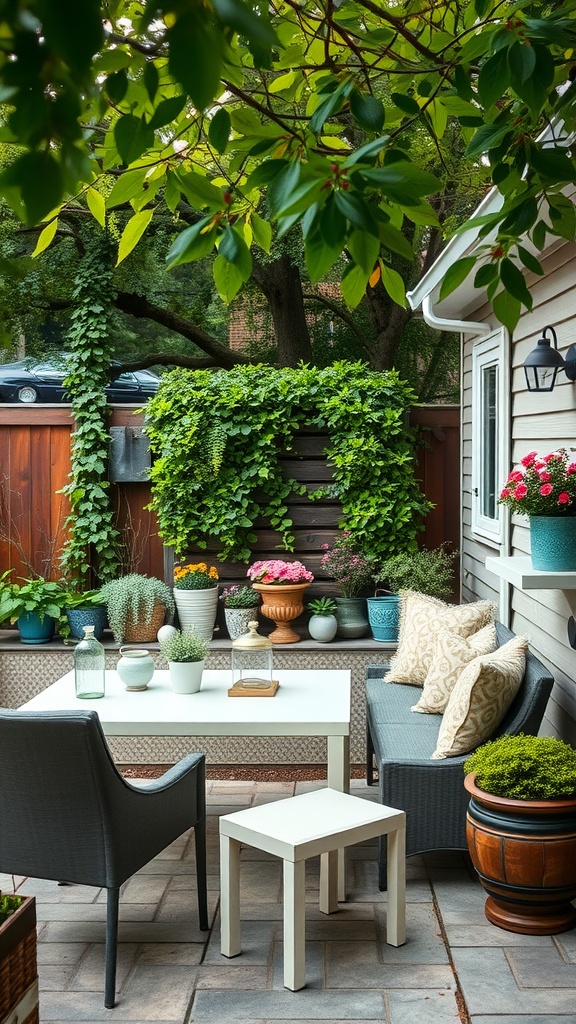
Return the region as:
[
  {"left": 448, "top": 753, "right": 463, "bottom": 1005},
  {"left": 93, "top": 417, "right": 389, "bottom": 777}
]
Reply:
[
  {"left": 411, "top": 623, "right": 498, "bottom": 714},
  {"left": 432, "top": 635, "right": 529, "bottom": 759},
  {"left": 383, "top": 591, "right": 496, "bottom": 686}
]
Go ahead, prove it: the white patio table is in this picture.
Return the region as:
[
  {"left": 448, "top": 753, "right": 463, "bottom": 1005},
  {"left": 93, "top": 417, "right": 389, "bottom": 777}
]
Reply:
[{"left": 19, "top": 667, "right": 352, "bottom": 896}]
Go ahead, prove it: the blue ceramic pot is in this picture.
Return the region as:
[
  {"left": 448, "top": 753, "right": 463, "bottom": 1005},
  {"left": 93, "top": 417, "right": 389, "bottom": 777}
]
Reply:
[
  {"left": 17, "top": 612, "right": 56, "bottom": 644},
  {"left": 66, "top": 605, "right": 107, "bottom": 640},
  {"left": 366, "top": 594, "right": 401, "bottom": 642},
  {"left": 530, "top": 516, "right": 576, "bottom": 572}
]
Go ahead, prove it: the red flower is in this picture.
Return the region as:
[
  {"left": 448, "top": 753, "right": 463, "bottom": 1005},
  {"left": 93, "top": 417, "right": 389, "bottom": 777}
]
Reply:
[
  {"left": 538, "top": 471, "right": 552, "bottom": 482},
  {"left": 558, "top": 492, "right": 572, "bottom": 505},
  {"left": 521, "top": 451, "right": 537, "bottom": 467},
  {"left": 514, "top": 483, "right": 528, "bottom": 499},
  {"left": 508, "top": 470, "right": 524, "bottom": 482},
  {"left": 567, "top": 463, "right": 576, "bottom": 475},
  {"left": 540, "top": 483, "right": 553, "bottom": 496},
  {"left": 500, "top": 488, "right": 512, "bottom": 499}
]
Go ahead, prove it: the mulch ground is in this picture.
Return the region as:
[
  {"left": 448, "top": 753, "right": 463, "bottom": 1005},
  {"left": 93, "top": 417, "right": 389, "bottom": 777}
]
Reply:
[{"left": 119, "top": 763, "right": 368, "bottom": 781}]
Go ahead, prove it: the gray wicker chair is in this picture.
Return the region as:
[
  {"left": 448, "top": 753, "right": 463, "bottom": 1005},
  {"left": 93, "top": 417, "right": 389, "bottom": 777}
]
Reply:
[
  {"left": 365, "top": 623, "right": 554, "bottom": 888},
  {"left": 0, "top": 709, "right": 208, "bottom": 1008}
]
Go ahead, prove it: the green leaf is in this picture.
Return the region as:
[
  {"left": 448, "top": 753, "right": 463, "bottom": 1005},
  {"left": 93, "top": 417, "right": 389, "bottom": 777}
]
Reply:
[
  {"left": 36, "top": 0, "right": 102, "bottom": 74},
  {"left": 106, "top": 168, "right": 148, "bottom": 209},
  {"left": 348, "top": 230, "right": 380, "bottom": 274},
  {"left": 144, "top": 62, "right": 159, "bottom": 102},
  {"left": 218, "top": 225, "right": 252, "bottom": 280},
  {"left": 508, "top": 41, "right": 536, "bottom": 85},
  {"left": 148, "top": 95, "right": 187, "bottom": 131},
  {"left": 349, "top": 90, "right": 385, "bottom": 132},
  {"left": 86, "top": 187, "right": 106, "bottom": 228},
  {"left": 378, "top": 222, "right": 414, "bottom": 261},
  {"left": 213, "top": 253, "right": 244, "bottom": 302},
  {"left": 165, "top": 217, "right": 215, "bottom": 270},
  {"left": 517, "top": 245, "right": 544, "bottom": 276},
  {"left": 333, "top": 191, "right": 379, "bottom": 234},
  {"left": 530, "top": 146, "right": 575, "bottom": 183},
  {"left": 212, "top": 0, "right": 279, "bottom": 47},
  {"left": 31, "top": 218, "right": 58, "bottom": 257},
  {"left": 267, "top": 161, "right": 301, "bottom": 218},
  {"left": 512, "top": 44, "right": 554, "bottom": 116},
  {"left": 499, "top": 196, "right": 538, "bottom": 235},
  {"left": 116, "top": 209, "right": 153, "bottom": 266},
  {"left": 305, "top": 228, "right": 343, "bottom": 284},
  {"left": 341, "top": 262, "right": 369, "bottom": 308},
  {"left": 319, "top": 195, "right": 347, "bottom": 248},
  {"left": 209, "top": 108, "right": 231, "bottom": 154},
  {"left": 114, "top": 114, "right": 155, "bottom": 165},
  {"left": 474, "top": 262, "right": 498, "bottom": 288},
  {"left": 492, "top": 288, "right": 521, "bottom": 334},
  {"left": 477, "top": 48, "right": 511, "bottom": 109},
  {"left": 343, "top": 135, "right": 389, "bottom": 167},
  {"left": 250, "top": 212, "right": 272, "bottom": 253},
  {"left": 164, "top": 171, "right": 181, "bottom": 213},
  {"left": 380, "top": 262, "right": 407, "bottom": 307},
  {"left": 361, "top": 163, "right": 441, "bottom": 204},
  {"left": 309, "top": 80, "right": 351, "bottom": 134},
  {"left": 499, "top": 258, "right": 532, "bottom": 309},
  {"left": 105, "top": 70, "right": 128, "bottom": 104},
  {"left": 390, "top": 92, "right": 420, "bottom": 114},
  {"left": 438, "top": 256, "right": 476, "bottom": 301},
  {"left": 466, "top": 122, "right": 511, "bottom": 157},
  {"left": 176, "top": 170, "right": 224, "bottom": 211},
  {"left": 1, "top": 151, "right": 63, "bottom": 225},
  {"left": 168, "top": 12, "right": 223, "bottom": 111},
  {"left": 244, "top": 159, "right": 288, "bottom": 191}
]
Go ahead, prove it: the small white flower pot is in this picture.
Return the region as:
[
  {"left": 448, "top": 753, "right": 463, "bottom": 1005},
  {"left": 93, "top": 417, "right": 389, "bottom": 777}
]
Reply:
[
  {"left": 169, "top": 659, "right": 205, "bottom": 694},
  {"left": 308, "top": 613, "right": 338, "bottom": 643}
]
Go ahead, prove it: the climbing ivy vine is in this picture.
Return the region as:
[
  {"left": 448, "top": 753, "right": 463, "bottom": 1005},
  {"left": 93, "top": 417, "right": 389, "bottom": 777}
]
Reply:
[
  {"left": 59, "top": 238, "right": 121, "bottom": 588},
  {"left": 144, "top": 362, "right": 431, "bottom": 563}
]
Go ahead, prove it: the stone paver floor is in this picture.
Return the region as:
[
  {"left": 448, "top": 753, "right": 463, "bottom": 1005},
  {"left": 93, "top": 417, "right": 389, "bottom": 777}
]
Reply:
[{"left": 3, "top": 778, "right": 576, "bottom": 1024}]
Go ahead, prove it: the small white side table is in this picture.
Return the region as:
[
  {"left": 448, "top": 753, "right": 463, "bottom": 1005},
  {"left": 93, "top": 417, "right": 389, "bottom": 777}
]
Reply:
[{"left": 219, "top": 788, "right": 406, "bottom": 991}]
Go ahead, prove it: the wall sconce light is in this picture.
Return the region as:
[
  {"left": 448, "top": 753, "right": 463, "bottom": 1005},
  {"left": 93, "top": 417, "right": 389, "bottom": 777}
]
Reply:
[{"left": 523, "top": 325, "right": 576, "bottom": 392}]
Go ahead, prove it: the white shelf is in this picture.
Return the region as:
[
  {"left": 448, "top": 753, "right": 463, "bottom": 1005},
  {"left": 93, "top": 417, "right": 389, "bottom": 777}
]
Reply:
[{"left": 485, "top": 555, "right": 576, "bottom": 590}]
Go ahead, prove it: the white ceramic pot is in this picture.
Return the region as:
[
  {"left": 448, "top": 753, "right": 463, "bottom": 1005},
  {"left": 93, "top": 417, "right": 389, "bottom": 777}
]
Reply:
[
  {"left": 116, "top": 648, "right": 155, "bottom": 691},
  {"left": 308, "top": 613, "right": 338, "bottom": 642},
  {"left": 173, "top": 587, "right": 219, "bottom": 641},
  {"left": 169, "top": 659, "right": 205, "bottom": 694}
]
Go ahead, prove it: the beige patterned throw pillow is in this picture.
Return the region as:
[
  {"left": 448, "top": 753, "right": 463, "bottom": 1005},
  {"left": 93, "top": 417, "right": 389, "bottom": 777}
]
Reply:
[
  {"left": 431, "top": 635, "right": 528, "bottom": 760},
  {"left": 383, "top": 591, "right": 496, "bottom": 686},
  {"left": 411, "top": 623, "right": 498, "bottom": 714}
]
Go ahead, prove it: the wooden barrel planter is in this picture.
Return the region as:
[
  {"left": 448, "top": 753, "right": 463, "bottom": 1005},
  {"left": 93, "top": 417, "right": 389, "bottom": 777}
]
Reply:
[
  {"left": 0, "top": 895, "right": 39, "bottom": 1024},
  {"left": 464, "top": 773, "right": 576, "bottom": 935}
]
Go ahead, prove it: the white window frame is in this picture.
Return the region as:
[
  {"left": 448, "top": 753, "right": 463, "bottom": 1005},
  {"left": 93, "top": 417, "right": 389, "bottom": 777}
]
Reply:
[{"left": 471, "top": 329, "right": 509, "bottom": 547}]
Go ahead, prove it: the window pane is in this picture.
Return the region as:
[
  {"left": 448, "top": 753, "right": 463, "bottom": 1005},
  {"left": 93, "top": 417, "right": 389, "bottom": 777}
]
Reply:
[{"left": 481, "top": 365, "right": 497, "bottom": 519}]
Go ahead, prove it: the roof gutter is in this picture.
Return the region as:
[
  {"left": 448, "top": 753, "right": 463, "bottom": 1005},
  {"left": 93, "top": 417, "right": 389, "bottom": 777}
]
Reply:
[{"left": 421, "top": 293, "right": 492, "bottom": 336}]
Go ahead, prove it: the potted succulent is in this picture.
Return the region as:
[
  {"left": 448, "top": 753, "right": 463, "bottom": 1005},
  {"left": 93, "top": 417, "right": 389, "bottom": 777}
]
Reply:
[
  {"left": 0, "top": 571, "right": 66, "bottom": 643},
  {"left": 369, "top": 545, "right": 457, "bottom": 642},
  {"left": 0, "top": 891, "right": 38, "bottom": 1024},
  {"left": 173, "top": 561, "right": 220, "bottom": 640},
  {"left": 307, "top": 597, "right": 338, "bottom": 643},
  {"left": 221, "top": 584, "right": 261, "bottom": 640},
  {"left": 246, "top": 559, "right": 314, "bottom": 645},
  {"left": 320, "top": 533, "right": 375, "bottom": 638},
  {"left": 62, "top": 588, "right": 107, "bottom": 640},
  {"left": 159, "top": 627, "right": 210, "bottom": 693},
  {"left": 463, "top": 733, "right": 576, "bottom": 935},
  {"left": 100, "top": 574, "right": 174, "bottom": 644}
]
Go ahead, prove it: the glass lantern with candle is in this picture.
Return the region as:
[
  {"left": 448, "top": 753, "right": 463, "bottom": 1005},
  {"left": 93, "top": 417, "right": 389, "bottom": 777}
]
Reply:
[{"left": 230, "top": 621, "right": 275, "bottom": 691}]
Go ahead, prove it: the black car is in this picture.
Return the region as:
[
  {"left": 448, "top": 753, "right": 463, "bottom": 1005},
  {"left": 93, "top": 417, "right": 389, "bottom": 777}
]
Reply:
[{"left": 0, "top": 359, "right": 160, "bottom": 404}]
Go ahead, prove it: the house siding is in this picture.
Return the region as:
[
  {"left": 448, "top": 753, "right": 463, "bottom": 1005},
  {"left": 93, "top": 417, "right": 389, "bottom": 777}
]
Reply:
[{"left": 461, "top": 240, "right": 576, "bottom": 744}]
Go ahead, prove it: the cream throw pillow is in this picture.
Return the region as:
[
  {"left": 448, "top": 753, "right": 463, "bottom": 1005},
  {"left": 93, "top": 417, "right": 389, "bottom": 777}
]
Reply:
[
  {"left": 431, "top": 635, "right": 528, "bottom": 760},
  {"left": 411, "top": 623, "right": 498, "bottom": 714},
  {"left": 383, "top": 591, "right": 496, "bottom": 686}
]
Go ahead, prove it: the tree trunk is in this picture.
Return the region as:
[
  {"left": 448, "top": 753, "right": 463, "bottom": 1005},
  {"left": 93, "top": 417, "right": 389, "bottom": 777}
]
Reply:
[{"left": 252, "top": 256, "right": 313, "bottom": 366}]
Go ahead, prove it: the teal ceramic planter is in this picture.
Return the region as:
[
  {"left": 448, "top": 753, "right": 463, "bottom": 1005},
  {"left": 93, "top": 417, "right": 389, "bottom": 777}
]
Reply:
[
  {"left": 530, "top": 516, "right": 576, "bottom": 572},
  {"left": 367, "top": 594, "right": 401, "bottom": 642},
  {"left": 17, "top": 612, "right": 56, "bottom": 644}
]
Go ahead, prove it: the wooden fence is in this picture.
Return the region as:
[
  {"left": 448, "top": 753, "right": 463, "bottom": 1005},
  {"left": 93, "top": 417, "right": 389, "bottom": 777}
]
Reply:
[{"left": 0, "top": 404, "right": 460, "bottom": 596}]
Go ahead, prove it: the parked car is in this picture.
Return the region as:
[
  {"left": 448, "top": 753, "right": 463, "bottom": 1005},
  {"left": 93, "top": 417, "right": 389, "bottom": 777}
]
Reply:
[{"left": 0, "top": 359, "right": 160, "bottom": 404}]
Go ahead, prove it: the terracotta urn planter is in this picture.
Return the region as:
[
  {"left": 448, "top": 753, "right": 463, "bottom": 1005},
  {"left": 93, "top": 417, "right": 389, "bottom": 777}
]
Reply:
[
  {"left": 252, "top": 583, "right": 310, "bottom": 644},
  {"left": 0, "top": 895, "right": 39, "bottom": 1024},
  {"left": 464, "top": 772, "right": 576, "bottom": 935}
]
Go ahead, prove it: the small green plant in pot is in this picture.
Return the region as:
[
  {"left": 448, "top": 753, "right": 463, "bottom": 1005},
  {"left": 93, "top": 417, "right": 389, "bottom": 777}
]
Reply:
[
  {"left": 160, "top": 627, "right": 210, "bottom": 694},
  {"left": 221, "top": 585, "right": 261, "bottom": 640},
  {"left": 62, "top": 588, "right": 107, "bottom": 640},
  {"left": 307, "top": 597, "right": 338, "bottom": 643},
  {"left": 463, "top": 734, "right": 576, "bottom": 935},
  {"left": 0, "top": 892, "right": 23, "bottom": 924},
  {"left": 100, "top": 574, "right": 174, "bottom": 644},
  {"left": 368, "top": 546, "right": 458, "bottom": 643},
  {"left": 0, "top": 571, "right": 66, "bottom": 643}
]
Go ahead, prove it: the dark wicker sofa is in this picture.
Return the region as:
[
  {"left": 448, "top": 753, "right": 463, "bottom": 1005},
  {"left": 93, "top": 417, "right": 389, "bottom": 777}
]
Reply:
[{"left": 365, "top": 622, "right": 554, "bottom": 888}]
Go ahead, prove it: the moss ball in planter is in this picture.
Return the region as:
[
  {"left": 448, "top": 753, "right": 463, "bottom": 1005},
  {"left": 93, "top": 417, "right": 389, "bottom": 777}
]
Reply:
[{"left": 464, "top": 733, "right": 576, "bottom": 801}]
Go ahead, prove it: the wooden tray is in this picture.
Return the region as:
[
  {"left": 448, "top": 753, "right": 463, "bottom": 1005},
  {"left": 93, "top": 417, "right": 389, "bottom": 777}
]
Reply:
[{"left": 228, "top": 679, "right": 279, "bottom": 697}]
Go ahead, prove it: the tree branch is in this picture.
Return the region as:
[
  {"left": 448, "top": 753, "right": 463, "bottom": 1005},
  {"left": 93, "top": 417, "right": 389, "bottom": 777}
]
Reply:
[{"left": 301, "top": 291, "right": 367, "bottom": 343}]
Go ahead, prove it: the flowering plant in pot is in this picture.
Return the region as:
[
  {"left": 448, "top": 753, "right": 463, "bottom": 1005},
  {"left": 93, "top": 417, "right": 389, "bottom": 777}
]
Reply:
[
  {"left": 173, "top": 562, "right": 219, "bottom": 640},
  {"left": 220, "top": 584, "right": 261, "bottom": 640},
  {"left": 160, "top": 627, "right": 210, "bottom": 693},
  {"left": 498, "top": 448, "right": 576, "bottom": 571},
  {"left": 463, "top": 733, "right": 576, "bottom": 935},
  {"left": 246, "top": 560, "right": 314, "bottom": 644},
  {"left": 0, "top": 571, "right": 66, "bottom": 643},
  {"left": 320, "top": 533, "right": 375, "bottom": 638}
]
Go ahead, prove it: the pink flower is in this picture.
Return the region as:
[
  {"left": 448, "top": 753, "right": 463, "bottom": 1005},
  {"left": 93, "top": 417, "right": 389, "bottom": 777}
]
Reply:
[
  {"left": 545, "top": 452, "right": 562, "bottom": 462},
  {"left": 521, "top": 451, "right": 538, "bottom": 467},
  {"left": 558, "top": 492, "right": 572, "bottom": 505},
  {"left": 567, "top": 463, "right": 576, "bottom": 476},
  {"left": 508, "top": 470, "right": 524, "bottom": 483},
  {"left": 540, "top": 483, "right": 553, "bottom": 496},
  {"left": 500, "top": 488, "right": 512, "bottom": 499},
  {"left": 538, "top": 471, "right": 552, "bottom": 482},
  {"left": 514, "top": 483, "right": 528, "bottom": 499}
]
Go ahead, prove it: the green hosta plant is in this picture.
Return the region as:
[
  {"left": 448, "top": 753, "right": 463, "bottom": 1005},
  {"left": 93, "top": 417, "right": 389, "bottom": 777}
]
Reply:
[
  {"left": 0, "top": 572, "right": 66, "bottom": 624},
  {"left": 376, "top": 546, "right": 457, "bottom": 601},
  {"left": 100, "top": 574, "right": 174, "bottom": 644},
  {"left": 308, "top": 597, "right": 337, "bottom": 616},
  {"left": 160, "top": 628, "right": 210, "bottom": 663},
  {"left": 0, "top": 892, "right": 23, "bottom": 925},
  {"left": 464, "top": 734, "right": 576, "bottom": 801}
]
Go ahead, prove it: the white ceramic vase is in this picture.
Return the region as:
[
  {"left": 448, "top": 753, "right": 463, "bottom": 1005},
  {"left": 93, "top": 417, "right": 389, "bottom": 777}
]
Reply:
[
  {"left": 173, "top": 587, "right": 219, "bottom": 641},
  {"left": 308, "top": 613, "right": 338, "bottom": 642},
  {"left": 169, "top": 659, "right": 205, "bottom": 694}
]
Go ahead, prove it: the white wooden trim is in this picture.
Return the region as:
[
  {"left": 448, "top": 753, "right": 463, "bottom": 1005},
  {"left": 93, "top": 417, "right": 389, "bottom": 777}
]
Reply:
[{"left": 471, "top": 329, "right": 510, "bottom": 547}]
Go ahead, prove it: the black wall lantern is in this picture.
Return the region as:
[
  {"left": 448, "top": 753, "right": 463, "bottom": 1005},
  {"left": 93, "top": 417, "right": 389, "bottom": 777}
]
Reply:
[{"left": 523, "top": 325, "right": 576, "bottom": 392}]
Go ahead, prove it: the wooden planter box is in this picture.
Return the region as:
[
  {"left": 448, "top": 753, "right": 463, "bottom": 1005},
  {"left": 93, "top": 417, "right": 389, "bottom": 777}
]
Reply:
[{"left": 0, "top": 896, "right": 39, "bottom": 1024}]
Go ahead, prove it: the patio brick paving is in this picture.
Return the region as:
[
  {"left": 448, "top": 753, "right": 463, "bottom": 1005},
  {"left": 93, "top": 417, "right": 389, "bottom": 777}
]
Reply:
[{"left": 3, "top": 778, "right": 576, "bottom": 1023}]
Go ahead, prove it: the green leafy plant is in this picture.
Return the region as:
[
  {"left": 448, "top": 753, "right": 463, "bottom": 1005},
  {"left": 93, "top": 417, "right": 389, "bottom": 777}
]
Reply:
[
  {"left": 64, "top": 589, "right": 105, "bottom": 610},
  {"left": 144, "top": 362, "right": 431, "bottom": 564},
  {"left": 100, "top": 574, "right": 174, "bottom": 644},
  {"left": 160, "top": 628, "right": 210, "bottom": 663},
  {"left": 320, "top": 532, "right": 376, "bottom": 598},
  {"left": 376, "top": 546, "right": 457, "bottom": 600},
  {"left": 464, "top": 734, "right": 576, "bottom": 801},
  {"left": 0, "top": 892, "right": 23, "bottom": 925},
  {"left": 0, "top": 572, "right": 66, "bottom": 624},
  {"left": 308, "top": 597, "right": 337, "bottom": 616},
  {"left": 221, "top": 585, "right": 260, "bottom": 609}
]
